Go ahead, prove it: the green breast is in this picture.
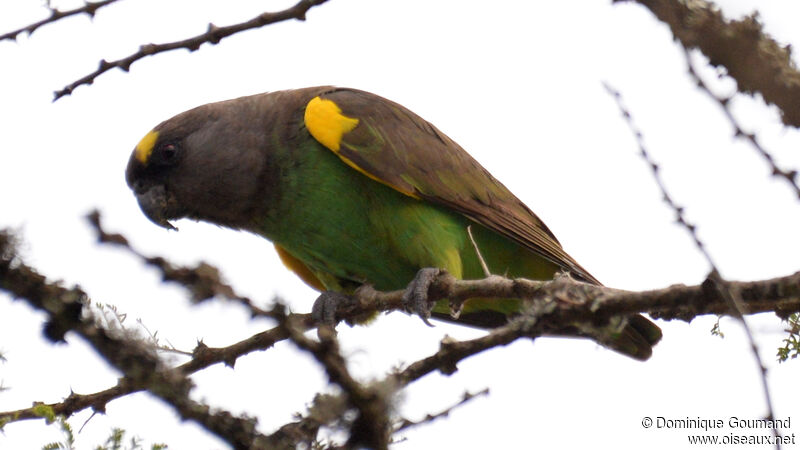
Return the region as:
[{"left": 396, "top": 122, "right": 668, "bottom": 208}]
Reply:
[
  {"left": 258, "top": 129, "right": 560, "bottom": 316},
  {"left": 257, "top": 130, "right": 445, "bottom": 291}
]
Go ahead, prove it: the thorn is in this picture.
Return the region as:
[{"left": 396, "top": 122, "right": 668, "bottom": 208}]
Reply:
[{"left": 206, "top": 23, "right": 222, "bottom": 44}]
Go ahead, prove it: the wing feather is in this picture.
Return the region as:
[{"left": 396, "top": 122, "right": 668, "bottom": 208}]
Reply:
[{"left": 307, "top": 87, "right": 600, "bottom": 285}]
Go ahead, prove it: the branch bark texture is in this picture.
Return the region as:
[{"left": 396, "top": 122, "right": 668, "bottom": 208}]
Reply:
[
  {"left": 620, "top": 0, "right": 800, "bottom": 128},
  {"left": 2, "top": 225, "right": 799, "bottom": 445}
]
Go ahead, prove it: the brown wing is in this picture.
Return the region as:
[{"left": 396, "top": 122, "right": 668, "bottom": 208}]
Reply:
[{"left": 307, "top": 87, "right": 600, "bottom": 285}]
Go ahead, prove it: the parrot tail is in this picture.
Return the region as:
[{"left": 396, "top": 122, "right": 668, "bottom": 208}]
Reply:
[
  {"left": 579, "top": 314, "right": 663, "bottom": 361},
  {"left": 433, "top": 311, "right": 662, "bottom": 361}
]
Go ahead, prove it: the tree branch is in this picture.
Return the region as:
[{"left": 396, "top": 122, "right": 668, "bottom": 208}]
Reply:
[
  {"left": 0, "top": 231, "right": 277, "bottom": 449},
  {"left": 619, "top": 0, "right": 800, "bottom": 128},
  {"left": 0, "top": 0, "right": 119, "bottom": 42},
  {"left": 394, "top": 388, "right": 490, "bottom": 433},
  {"left": 2, "top": 222, "right": 798, "bottom": 445},
  {"left": 680, "top": 50, "right": 800, "bottom": 199},
  {"left": 52, "top": 0, "right": 330, "bottom": 101},
  {"left": 327, "top": 271, "right": 800, "bottom": 324},
  {"left": 281, "top": 317, "right": 394, "bottom": 449},
  {"left": 86, "top": 210, "right": 281, "bottom": 319},
  {"left": 605, "top": 81, "right": 785, "bottom": 448}
]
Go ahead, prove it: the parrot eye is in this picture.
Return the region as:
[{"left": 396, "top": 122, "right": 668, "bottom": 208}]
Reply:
[{"left": 154, "top": 143, "right": 180, "bottom": 166}]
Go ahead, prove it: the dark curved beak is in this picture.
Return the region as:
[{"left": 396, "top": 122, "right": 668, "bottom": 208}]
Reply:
[
  {"left": 126, "top": 149, "right": 187, "bottom": 231},
  {"left": 132, "top": 182, "right": 180, "bottom": 230}
]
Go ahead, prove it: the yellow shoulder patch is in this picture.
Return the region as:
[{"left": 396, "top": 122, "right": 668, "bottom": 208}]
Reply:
[
  {"left": 304, "top": 95, "right": 421, "bottom": 200},
  {"left": 135, "top": 130, "right": 159, "bottom": 164},
  {"left": 304, "top": 96, "right": 359, "bottom": 151}
]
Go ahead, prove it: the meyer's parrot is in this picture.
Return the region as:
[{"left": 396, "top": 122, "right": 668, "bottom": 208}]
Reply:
[{"left": 125, "top": 86, "right": 662, "bottom": 360}]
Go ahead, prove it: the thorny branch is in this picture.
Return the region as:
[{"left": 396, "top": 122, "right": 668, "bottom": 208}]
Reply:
[
  {"left": 682, "top": 50, "right": 800, "bottom": 200},
  {"left": 604, "top": 83, "right": 783, "bottom": 449},
  {"left": 85, "top": 210, "right": 800, "bottom": 324},
  {"left": 0, "top": 224, "right": 489, "bottom": 449},
  {"left": 85, "top": 210, "right": 280, "bottom": 318},
  {"left": 2, "top": 217, "right": 799, "bottom": 446},
  {"left": 51, "top": 0, "right": 330, "bottom": 101},
  {"left": 620, "top": 0, "right": 800, "bottom": 128},
  {"left": 0, "top": 232, "right": 274, "bottom": 449},
  {"left": 281, "top": 317, "right": 394, "bottom": 449},
  {"left": 1, "top": 0, "right": 797, "bottom": 447},
  {"left": 615, "top": 0, "right": 800, "bottom": 199},
  {"left": 0, "top": 0, "right": 119, "bottom": 42},
  {"left": 394, "top": 388, "right": 490, "bottom": 433}
]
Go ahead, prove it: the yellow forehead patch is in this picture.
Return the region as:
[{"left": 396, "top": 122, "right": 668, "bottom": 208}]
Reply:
[
  {"left": 304, "top": 96, "right": 359, "bottom": 151},
  {"left": 134, "top": 130, "right": 159, "bottom": 164}
]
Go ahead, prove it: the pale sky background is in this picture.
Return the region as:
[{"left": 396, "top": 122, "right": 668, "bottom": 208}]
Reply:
[{"left": 1, "top": 0, "right": 799, "bottom": 449}]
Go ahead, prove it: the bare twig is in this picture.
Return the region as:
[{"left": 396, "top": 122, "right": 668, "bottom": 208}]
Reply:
[
  {"left": 0, "top": 0, "right": 120, "bottom": 42},
  {"left": 53, "top": 0, "right": 330, "bottom": 101},
  {"left": 618, "top": 0, "right": 800, "bottom": 128},
  {"left": 0, "top": 232, "right": 276, "bottom": 449},
  {"left": 3, "top": 222, "right": 799, "bottom": 445},
  {"left": 281, "top": 314, "right": 394, "bottom": 449},
  {"left": 602, "top": 83, "right": 719, "bottom": 267},
  {"left": 683, "top": 50, "right": 800, "bottom": 200},
  {"left": 394, "top": 388, "right": 489, "bottom": 433},
  {"left": 85, "top": 209, "right": 800, "bottom": 323},
  {"left": 0, "top": 318, "right": 312, "bottom": 425},
  {"left": 86, "top": 210, "right": 282, "bottom": 319},
  {"left": 316, "top": 270, "right": 800, "bottom": 324},
  {"left": 5, "top": 260, "right": 797, "bottom": 431},
  {"left": 393, "top": 300, "right": 556, "bottom": 385},
  {"left": 604, "top": 83, "right": 782, "bottom": 449}
]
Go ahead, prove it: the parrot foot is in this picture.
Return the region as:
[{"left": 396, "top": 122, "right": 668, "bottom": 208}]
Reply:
[
  {"left": 311, "top": 290, "right": 356, "bottom": 326},
  {"left": 402, "top": 267, "right": 444, "bottom": 327}
]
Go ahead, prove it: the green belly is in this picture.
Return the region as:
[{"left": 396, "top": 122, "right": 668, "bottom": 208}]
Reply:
[{"left": 257, "top": 135, "right": 560, "bottom": 317}]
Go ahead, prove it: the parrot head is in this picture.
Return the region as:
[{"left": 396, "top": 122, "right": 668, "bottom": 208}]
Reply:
[{"left": 125, "top": 95, "right": 277, "bottom": 232}]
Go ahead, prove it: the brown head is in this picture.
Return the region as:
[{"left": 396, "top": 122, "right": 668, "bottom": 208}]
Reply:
[{"left": 125, "top": 93, "right": 293, "bottom": 231}]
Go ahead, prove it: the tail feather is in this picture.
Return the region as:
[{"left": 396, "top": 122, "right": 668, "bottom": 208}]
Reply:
[
  {"left": 432, "top": 310, "right": 662, "bottom": 361},
  {"left": 629, "top": 314, "right": 664, "bottom": 346},
  {"left": 581, "top": 314, "right": 662, "bottom": 361}
]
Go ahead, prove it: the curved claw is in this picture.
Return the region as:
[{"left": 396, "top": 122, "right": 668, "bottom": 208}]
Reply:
[
  {"left": 401, "top": 268, "right": 443, "bottom": 327},
  {"left": 311, "top": 290, "right": 355, "bottom": 326}
]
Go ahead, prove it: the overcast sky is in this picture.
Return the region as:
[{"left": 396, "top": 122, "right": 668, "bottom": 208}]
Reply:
[{"left": 2, "top": 0, "right": 799, "bottom": 449}]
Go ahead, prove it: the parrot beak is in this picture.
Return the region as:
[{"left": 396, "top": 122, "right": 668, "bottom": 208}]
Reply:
[
  {"left": 135, "top": 184, "right": 177, "bottom": 230},
  {"left": 131, "top": 182, "right": 181, "bottom": 231},
  {"left": 125, "top": 147, "right": 188, "bottom": 231}
]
